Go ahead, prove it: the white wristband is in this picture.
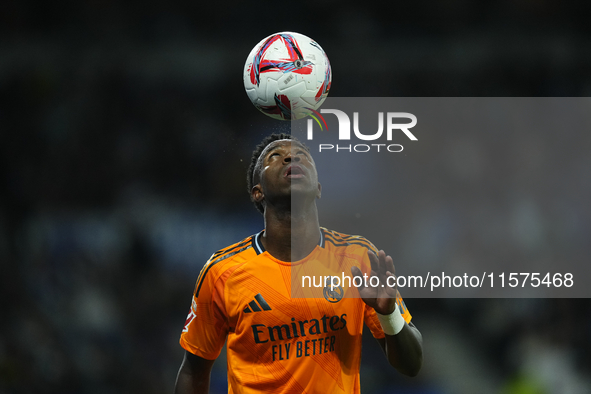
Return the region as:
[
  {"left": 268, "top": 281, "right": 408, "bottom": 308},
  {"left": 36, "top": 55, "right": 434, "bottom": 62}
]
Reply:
[{"left": 377, "top": 304, "right": 406, "bottom": 336}]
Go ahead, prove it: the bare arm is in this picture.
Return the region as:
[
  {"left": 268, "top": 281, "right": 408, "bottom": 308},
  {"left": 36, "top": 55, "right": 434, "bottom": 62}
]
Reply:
[
  {"left": 352, "top": 250, "right": 423, "bottom": 377},
  {"left": 377, "top": 321, "right": 423, "bottom": 376},
  {"left": 174, "top": 351, "right": 216, "bottom": 394}
]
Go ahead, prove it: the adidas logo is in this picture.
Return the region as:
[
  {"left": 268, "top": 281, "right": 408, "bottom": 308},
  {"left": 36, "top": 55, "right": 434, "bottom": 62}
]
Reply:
[{"left": 243, "top": 293, "right": 272, "bottom": 313}]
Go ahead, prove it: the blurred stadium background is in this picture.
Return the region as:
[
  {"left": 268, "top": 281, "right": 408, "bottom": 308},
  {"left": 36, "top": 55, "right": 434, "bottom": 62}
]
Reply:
[{"left": 1, "top": 1, "right": 591, "bottom": 393}]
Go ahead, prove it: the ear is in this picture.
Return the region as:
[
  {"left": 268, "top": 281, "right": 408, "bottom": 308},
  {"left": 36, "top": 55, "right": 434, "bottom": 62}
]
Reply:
[
  {"left": 316, "top": 182, "right": 322, "bottom": 199},
  {"left": 252, "top": 184, "right": 264, "bottom": 204}
]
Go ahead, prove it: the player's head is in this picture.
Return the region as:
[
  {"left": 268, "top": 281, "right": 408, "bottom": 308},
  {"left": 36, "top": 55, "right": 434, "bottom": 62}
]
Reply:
[{"left": 247, "top": 133, "right": 319, "bottom": 214}]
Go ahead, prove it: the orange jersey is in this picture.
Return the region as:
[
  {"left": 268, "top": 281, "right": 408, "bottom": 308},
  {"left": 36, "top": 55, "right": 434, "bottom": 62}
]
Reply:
[{"left": 180, "top": 228, "right": 412, "bottom": 394}]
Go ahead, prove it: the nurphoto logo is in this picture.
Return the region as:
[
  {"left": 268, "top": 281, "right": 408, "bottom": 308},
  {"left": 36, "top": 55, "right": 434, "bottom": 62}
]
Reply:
[{"left": 305, "top": 109, "right": 418, "bottom": 153}]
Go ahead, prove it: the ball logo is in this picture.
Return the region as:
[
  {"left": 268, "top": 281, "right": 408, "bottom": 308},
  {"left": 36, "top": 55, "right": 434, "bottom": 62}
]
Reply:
[{"left": 323, "top": 284, "right": 344, "bottom": 303}]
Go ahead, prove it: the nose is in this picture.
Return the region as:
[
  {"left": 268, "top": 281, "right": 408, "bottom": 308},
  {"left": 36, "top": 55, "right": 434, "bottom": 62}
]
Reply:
[{"left": 283, "top": 152, "right": 300, "bottom": 163}]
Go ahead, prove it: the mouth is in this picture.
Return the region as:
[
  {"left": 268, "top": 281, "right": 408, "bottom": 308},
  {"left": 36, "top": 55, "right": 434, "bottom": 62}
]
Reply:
[{"left": 285, "top": 165, "right": 305, "bottom": 179}]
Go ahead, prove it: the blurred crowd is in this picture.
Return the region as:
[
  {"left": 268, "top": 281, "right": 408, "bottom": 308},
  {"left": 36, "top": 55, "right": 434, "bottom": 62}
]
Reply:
[{"left": 1, "top": 1, "right": 591, "bottom": 393}]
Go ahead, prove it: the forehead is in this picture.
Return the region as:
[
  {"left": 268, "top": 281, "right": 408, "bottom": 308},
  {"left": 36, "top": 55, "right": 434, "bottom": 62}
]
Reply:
[{"left": 261, "top": 139, "right": 308, "bottom": 157}]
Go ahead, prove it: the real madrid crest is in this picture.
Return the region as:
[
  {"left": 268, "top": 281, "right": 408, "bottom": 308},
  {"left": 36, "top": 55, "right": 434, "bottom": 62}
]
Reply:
[{"left": 323, "top": 284, "right": 344, "bottom": 303}]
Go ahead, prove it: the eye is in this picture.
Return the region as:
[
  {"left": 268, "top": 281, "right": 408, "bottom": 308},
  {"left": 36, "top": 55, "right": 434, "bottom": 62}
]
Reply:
[{"left": 266, "top": 152, "right": 280, "bottom": 161}]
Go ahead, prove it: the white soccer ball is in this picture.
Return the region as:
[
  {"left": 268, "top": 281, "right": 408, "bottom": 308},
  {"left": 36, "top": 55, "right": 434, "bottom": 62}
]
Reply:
[{"left": 243, "top": 32, "right": 331, "bottom": 121}]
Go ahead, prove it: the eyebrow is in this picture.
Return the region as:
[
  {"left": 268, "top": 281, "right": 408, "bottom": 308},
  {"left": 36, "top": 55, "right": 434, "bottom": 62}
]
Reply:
[
  {"left": 292, "top": 145, "right": 311, "bottom": 157},
  {"left": 266, "top": 145, "right": 281, "bottom": 154},
  {"left": 264, "top": 142, "right": 310, "bottom": 159}
]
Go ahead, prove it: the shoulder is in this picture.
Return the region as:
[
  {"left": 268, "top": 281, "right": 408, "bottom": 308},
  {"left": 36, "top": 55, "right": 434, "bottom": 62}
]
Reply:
[
  {"left": 321, "top": 227, "right": 378, "bottom": 254},
  {"left": 193, "top": 232, "right": 261, "bottom": 298},
  {"left": 207, "top": 233, "right": 259, "bottom": 265}
]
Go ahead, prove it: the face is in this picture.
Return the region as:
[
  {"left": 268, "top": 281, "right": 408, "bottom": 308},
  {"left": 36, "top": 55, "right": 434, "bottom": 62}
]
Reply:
[{"left": 251, "top": 139, "right": 321, "bottom": 209}]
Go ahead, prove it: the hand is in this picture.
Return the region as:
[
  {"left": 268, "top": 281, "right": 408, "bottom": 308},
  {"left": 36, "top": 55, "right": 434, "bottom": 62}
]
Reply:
[{"left": 351, "top": 250, "right": 398, "bottom": 315}]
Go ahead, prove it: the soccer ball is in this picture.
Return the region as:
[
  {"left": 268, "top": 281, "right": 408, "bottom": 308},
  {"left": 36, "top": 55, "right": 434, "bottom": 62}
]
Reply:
[{"left": 243, "top": 32, "right": 331, "bottom": 121}]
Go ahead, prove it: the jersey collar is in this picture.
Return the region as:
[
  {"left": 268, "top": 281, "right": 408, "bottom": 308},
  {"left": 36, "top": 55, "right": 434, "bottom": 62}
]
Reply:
[{"left": 252, "top": 229, "right": 325, "bottom": 255}]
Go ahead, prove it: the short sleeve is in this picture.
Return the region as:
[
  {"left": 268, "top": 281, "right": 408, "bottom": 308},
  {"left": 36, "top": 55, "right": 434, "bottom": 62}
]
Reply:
[
  {"left": 179, "top": 262, "right": 230, "bottom": 360},
  {"left": 363, "top": 291, "right": 412, "bottom": 339}
]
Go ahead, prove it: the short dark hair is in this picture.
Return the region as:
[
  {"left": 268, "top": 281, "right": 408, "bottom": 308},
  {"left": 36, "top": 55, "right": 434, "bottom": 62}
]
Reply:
[{"left": 246, "top": 133, "right": 310, "bottom": 214}]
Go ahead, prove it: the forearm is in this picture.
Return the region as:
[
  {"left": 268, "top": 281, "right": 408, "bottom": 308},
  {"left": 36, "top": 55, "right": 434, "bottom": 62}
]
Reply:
[
  {"left": 174, "top": 351, "right": 214, "bottom": 394},
  {"left": 382, "top": 323, "right": 423, "bottom": 376},
  {"left": 175, "top": 368, "right": 210, "bottom": 394}
]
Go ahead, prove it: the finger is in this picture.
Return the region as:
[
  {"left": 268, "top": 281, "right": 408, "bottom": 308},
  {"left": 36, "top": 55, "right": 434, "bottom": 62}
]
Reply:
[
  {"left": 384, "top": 255, "right": 397, "bottom": 296},
  {"left": 385, "top": 254, "right": 396, "bottom": 277},
  {"left": 367, "top": 250, "right": 379, "bottom": 274},
  {"left": 350, "top": 266, "right": 365, "bottom": 290},
  {"left": 384, "top": 271, "right": 398, "bottom": 297},
  {"left": 378, "top": 250, "right": 388, "bottom": 277}
]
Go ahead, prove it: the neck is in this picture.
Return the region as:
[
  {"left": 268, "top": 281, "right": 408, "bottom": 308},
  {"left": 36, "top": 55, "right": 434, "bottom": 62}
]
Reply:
[{"left": 262, "top": 202, "right": 320, "bottom": 262}]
